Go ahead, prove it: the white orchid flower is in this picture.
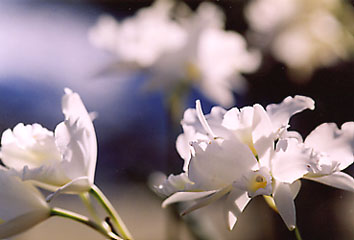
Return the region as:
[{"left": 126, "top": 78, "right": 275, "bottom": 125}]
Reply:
[
  {"left": 89, "top": 1, "right": 260, "bottom": 107},
  {"left": 149, "top": 2, "right": 260, "bottom": 107},
  {"left": 245, "top": 0, "right": 354, "bottom": 79},
  {"left": 159, "top": 96, "right": 314, "bottom": 230},
  {"left": 301, "top": 122, "right": 354, "bottom": 191},
  {"left": 0, "top": 170, "right": 50, "bottom": 238},
  {"left": 176, "top": 95, "right": 314, "bottom": 170},
  {"left": 0, "top": 88, "right": 97, "bottom": 194},
  {"left": 88, "top": 0, "right": 186, "bottom": 67}
]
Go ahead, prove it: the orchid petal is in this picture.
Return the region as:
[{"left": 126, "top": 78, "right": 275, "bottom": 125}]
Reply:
[
  {"left": 305, "top": 172, "right": 354, "bottom": 192},
  {"left": 0, "top": 171, "right": 50, "bottom": 238},
  {"left": 252, "top": 104, "right": 274, "bottom": 159},
  {"left": 266, "top": 95, "right": 315, "bottom": 131},
  {"left": 0, "top": 211, "right": 50, "bottom": 239},
  {"left": 181, "top": 186, "right": 232, "bottom": 216},
  {"left": 61, "top": 88, "right": 97, "bottom": 184},
  {"left": 272, "top": 139, "right": 310, "bottom": 183},
  {"left": 305, "top": 122, "right": 354, "bottom": 170},
  {"left": 224, "top": 189, "right": 250, "bottom": 230},
  {"left": 154, "top": 173, "right": 192, "bottom": 196},
  {"left": 195, "top": 100, "right": 217, "bottom": 139},
  {"left": 162, "top": 191, "right": 217, "bottom": 208},
  {"left": 0, "top": 123, "right": 61, "bottom": 171},
  {"left": 46, "top": 176, "right": 91, "bottom": 202},
  {"left": 273, "top": 181, "right": 296, "bottom": 230},
  {"left": 189, "top": 138, "right": 257, "bottom": 190}
]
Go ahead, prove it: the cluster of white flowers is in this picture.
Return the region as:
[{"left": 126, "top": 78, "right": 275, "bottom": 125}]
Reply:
[
  {"left": 0, "top": 89, "right": 131, "bottom": 239},
  {"left": 156, "top": 96, "right": 354, "bottom": 230},
  {"left": 89, "top": 0, "right": 260, "bottom": 107},
  {"left": 245, "top": 0, "right": 354, "bottom": 79}
]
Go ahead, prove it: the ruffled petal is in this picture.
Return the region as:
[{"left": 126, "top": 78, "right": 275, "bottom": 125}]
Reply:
[
  {"left": 153, "top": 173, "right": 193, "bottom": 196},
  {"left": 0, "top": 123, "right": 61, "bottom": 171},
  {"left": 266, "top": 96, "right": 315, "bottom": 131},
  {"left": 305, "top": 122, "right": 354, "bottom": 170}
]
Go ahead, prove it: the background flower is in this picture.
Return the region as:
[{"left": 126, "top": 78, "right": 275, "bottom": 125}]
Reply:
[{"left": 245, "top": 0, "right": 354, "bottom": 80}]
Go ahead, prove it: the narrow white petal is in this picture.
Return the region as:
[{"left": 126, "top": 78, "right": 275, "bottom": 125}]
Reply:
[
  {"left": 289, "top": 180, "right": 301, "bottom": 199},
  {"left": 46, "top": 176, "right": 91, "bottom": 202},
  {"left": 181, "top": 186, "right": 232, "bottom": 216},
  {"left": 273, "top": 182, "right": 296, "bottom": 230},
  {"left": 61, "top": 89, "right": 97, "bottom": 183},
  {"left": 162, "top": 191, "right": 217, "bottom": 208},
  {"left": 305, "top": 122, "right": 354, "bottom": 170},
  {"left": 304, "top": 172, "right": 354, "bottom": 192},
  {"left": 195, "top": 100, "right": 217, "bottom": 139}
]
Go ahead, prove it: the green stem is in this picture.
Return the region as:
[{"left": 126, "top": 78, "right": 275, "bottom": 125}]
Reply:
[
  {"left": 294, "top": 226, "right": 303, "bottom": 240},
  {"left": 79, "top": 192, "right": 101, "bottom": 224},
  {"left": 90, "top": 185, "right": 133, "bottom": 240},
  {"left": 50, "top": 207, "right": 121, "bottom": 240}
]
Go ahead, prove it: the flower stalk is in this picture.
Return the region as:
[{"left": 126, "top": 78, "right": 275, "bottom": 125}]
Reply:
[
  {"left": 90, "top": 185, "right": 133, "bottom": 240},
  {"left": 294, "top": 227, "right": 303, "bottom": 240},
  {"left": 50, "top": 207, "right": 121, "bottom": 240}
]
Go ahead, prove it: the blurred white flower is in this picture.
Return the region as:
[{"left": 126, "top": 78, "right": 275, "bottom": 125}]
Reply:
[
  {"left": 245, "top": 0, "right": 354, "bottom": 79},
  {"left": 0, "top": 88, "right": 97, "bottom": 193},
  {"left": 88, "top": 0, "right": 186, "bottom": 67},
  {"left": 89, "top": 1, "right": 261, "bottom": 107},
  {"left": 158, "top": 96, "right": 314, "bottom": 230},
  {"left": 0, "top": 170, "right": 50, "bottom": 239}
]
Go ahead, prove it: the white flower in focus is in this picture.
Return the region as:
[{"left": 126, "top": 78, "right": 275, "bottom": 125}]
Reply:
[
  {"left": 88, "top": 0, "right": 186, "bottom": 67},
  {"left": 176, "top": 95, "right": 314, "bottom": 170},
  {"left": 303, "top": 122, "right": 354, "bottom": 191},
  {"left": 0, "top": 88, "right": 97, "bottom": 193},
  {"left": 159, "top": 96, "right": 314, "bottom": 230},
  {"left": 0, "top": 170, "right": 50, "bottom": 238}
]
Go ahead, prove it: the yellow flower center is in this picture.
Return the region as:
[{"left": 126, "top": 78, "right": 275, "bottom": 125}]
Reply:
[{"left": 249, "top": 174, "right": 267, "bottom": 192}]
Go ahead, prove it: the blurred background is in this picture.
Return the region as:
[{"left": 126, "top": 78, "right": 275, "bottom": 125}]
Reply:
[{"left": 0, "top": 0, "right": 353, "bottom": 239}]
